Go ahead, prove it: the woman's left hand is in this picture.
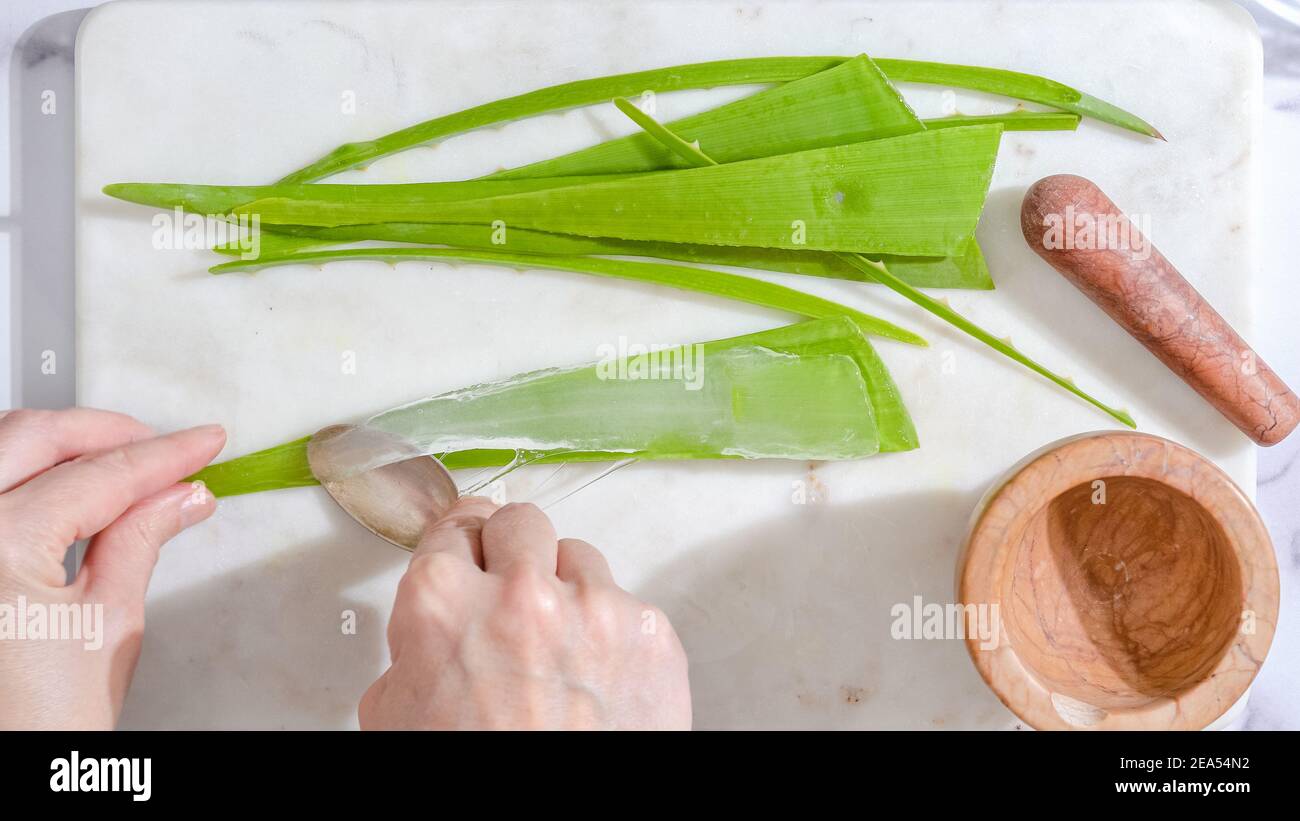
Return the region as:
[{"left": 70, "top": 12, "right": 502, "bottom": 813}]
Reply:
[{"left": 0, "top": 409, "right": 226, "bottom": 729}]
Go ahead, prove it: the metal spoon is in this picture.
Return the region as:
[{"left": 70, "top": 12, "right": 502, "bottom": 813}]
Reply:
[
  {"left": 307, "top": 424, "right": 458, "bottom": 551},
  {"left": 308, "top": 423, "right": 637, "bottom": 551}
]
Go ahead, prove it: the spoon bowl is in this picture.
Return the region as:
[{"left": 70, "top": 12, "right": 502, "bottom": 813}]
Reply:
[{"left": 307, "top": 424, "right": 459, "bottom": 550}]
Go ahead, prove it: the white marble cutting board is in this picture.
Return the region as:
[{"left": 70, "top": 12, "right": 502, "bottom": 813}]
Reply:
[{"left": 76, "top": 0, "right": 1261, "bottom": 729}]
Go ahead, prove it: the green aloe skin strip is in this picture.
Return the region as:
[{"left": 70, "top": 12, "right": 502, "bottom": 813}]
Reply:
[
  {"left": 276, "top": 55, "right": 1157, "bottom": 184},
  {"left": 844, "top": 255, "right": 1135, "bottom": 427},
  {"left": 232, "top": 125, "right": 1003, "bottom": 257},
  {"left": 872, "top": 59, "right": 1162, "bottom": 139},
  {"left": 609, "top": 97, "right": 718, "bottom": 168},
  {"left": 208, "top": 246, "right": 927, "bottom": 346},
  {"left": 191, "top": 317, "right": 917, "bottom": 497},
  {"left": 614, "top": 101, "right": 1133, "bottom": 428},
  {"left": 104, "top": 175, "right": 639, "bottom": 217},
  {"left": 922, "top": 111, "right": 1080, "bottom": 132}
]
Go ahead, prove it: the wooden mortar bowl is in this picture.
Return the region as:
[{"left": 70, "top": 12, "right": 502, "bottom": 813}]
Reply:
[{"left": 959, "top": 432, "right": 1278, "bottom": 730}]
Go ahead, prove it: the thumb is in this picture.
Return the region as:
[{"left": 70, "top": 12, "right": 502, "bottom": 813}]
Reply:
[{"left": 78, "top": 481, "right": 216, "bottom": 606}]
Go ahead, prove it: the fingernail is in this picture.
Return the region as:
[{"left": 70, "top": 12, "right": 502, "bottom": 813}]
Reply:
[
  {"left": 192, "top": 423, "right": 226, "bottom": 437},
  {"left": 178, "top": 481, "right": 215, "bottom": 527}
]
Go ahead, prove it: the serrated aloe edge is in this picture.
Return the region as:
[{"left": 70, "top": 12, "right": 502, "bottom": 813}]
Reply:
[
  {"left": 231, "top": 125, "right": 1002, "bottom": 258},
  {"left": 208, "top": 246, "right": 927, "bottom": 346},
  {"left": 842, "top": 255, "right": 1135, "bottom": 428},
  {"left": 276, "top": 55, "right": 1158, "bottom": 183},
  {"left": 197, "top": 53, "right": 998, "bottom": 289},
  {"left": 208, "top": 224, "right": 994, "bottom": 290}
]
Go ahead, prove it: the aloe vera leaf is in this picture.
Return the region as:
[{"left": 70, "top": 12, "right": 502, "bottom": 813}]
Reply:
[
  {"left": 190, "top": 317, "right": 911, "bottom": 497},
  {"left": 874, "top": 59, "right": 1161, "bottom": 139},
  {"left": 236, "top": 125, "right": 1003, "bottom": 257},
  {"left": 843, "top": 254, "right": 1135, "bottom": 427},
  {"left": 103, "top": 175, "right": 638, "bottom": 216},
  {"left": 277, "top": 56, "right": 1156, "bottom": 183},
  {"left": 424, "top": 313, "right": 920, "bottom": 455},
  {"left": 492, "top": 55, "right": 919, "bottom": 179},
  {"left": 209, "top": 246, "right": 926, "bottom": 346},
  {"left": 190, "top": 436, "right": 317, "bottom": 497},
  {"left": 601, "top": 89, "right": 986, "bottom": 310},
  {"left": 923, "top": 111, "right": 1080, "bottom": 132}
]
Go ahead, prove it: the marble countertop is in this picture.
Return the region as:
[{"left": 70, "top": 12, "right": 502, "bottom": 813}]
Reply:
[{"left": 1, "top": 0, "right": 1297, "bottom": 729}]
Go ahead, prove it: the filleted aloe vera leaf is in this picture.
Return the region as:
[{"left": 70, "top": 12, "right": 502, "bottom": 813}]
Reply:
[
  {"left": 189, "top": 317, "right": 906, "bottom": 497},
  {"left": 336, "top": 345, "right": 879, "bottom": 475},
  {"left": 735, "top": 318, "right": 918, "bottom": 452}
]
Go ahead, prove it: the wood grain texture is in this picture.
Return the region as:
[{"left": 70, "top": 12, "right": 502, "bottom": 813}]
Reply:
[{"left": 959, "top": 431, "right": 1278, "bottom": 729}]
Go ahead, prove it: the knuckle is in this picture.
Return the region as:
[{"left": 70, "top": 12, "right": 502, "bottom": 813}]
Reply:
[
  {"left": 577, "top": 583, "right": 618, "bottom": 613},
  {"left": 501, "top": 571, "right": 560, "bottom": 618},
  {"left": 449, "top": 496, "right": 498, "bottom": 516},
  {"left": 0, "top": 512, "right": 64, "bottom": 572},
  {"left": 405, "top": 551, "right": 462, "bottom": 588},
  {"left": 487, "top": 573, "right": 563, "bottom": 648},
  {"left": 394, "top": 581, "right": 458, "bottom": 637},
  {"left": 430, "top": 501, "right": 493, "bottom": 534},
  {"left": 560, "top": 537, "right": 599, "bottom": 562},
  {"left": 398, "top": 557, "right": 462, "bottom": 612},
  {"left": 492, "top": 502, "right": 547, "bottom": 529},
  {"left": 581, "top": 593, "right": 625, "bottom": 645},
  {"left": 96, "top": 445, "right": 138, "bottom": 477}
]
